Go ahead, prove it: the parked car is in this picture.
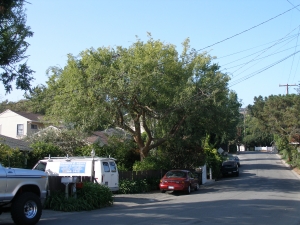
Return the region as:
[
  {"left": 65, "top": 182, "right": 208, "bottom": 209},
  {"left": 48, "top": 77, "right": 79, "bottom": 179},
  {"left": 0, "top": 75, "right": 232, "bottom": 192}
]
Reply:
[
  {"left": 221, "top": 160, "right": 239, "bottom": 177},
  {"left": 228, "top": 155, "right": 240, "bottom": 167},
  {"left": 159, "top": 170, "right": 199, "bottom": 194}
]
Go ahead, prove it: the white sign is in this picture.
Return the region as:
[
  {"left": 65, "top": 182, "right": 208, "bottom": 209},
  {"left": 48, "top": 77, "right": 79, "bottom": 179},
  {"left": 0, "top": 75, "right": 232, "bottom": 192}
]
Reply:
[{"left": 45, "top": 161, "right": 92, "bottom": 176}]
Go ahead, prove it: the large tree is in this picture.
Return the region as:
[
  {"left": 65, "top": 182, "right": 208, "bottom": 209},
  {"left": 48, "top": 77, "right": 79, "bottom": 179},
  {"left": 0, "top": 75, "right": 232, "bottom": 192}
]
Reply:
[
  {"left": 0, "top": 0, "right": 34, "bottom": 93},
  {"left": 248, "top": 94, "right": 300, "bottom": 139},
  {"left": 28, "top": 37, "right": 240, "bottom": 160}
]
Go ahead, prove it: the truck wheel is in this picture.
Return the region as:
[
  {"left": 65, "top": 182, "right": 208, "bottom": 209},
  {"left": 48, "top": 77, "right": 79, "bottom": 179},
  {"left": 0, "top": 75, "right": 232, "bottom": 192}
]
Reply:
[{"left": 11, "top": 192, "right": 42, "bottom": 225}]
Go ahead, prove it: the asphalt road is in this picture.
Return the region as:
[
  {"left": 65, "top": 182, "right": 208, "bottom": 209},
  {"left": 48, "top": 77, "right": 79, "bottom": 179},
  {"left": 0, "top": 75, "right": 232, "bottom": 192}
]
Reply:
[{"left": 2, "top": 151, "right": 300, "bottom": 225}]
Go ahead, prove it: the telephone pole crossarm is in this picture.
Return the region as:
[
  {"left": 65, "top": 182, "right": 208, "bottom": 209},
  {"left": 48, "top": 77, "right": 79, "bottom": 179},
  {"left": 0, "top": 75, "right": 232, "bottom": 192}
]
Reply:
[{"left": 279, "top": 84, "right": 297, "bottom": 94}]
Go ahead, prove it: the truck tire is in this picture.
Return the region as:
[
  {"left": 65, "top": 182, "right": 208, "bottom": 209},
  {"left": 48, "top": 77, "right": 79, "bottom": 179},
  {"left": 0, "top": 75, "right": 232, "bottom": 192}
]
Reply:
[{"left": 11, "top": 192, "right": 42, "bottom": 225}]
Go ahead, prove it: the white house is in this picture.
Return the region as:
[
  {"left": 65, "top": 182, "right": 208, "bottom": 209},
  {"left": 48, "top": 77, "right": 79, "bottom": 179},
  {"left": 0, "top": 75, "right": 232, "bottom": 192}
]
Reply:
[{"left": 0, "top": 109, "right": 44, "bottom": 139}]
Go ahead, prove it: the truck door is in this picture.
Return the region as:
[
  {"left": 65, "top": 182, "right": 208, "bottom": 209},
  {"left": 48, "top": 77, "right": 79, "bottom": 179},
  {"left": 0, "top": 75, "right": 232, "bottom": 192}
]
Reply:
[
  {"left": 0, "top": 164, "right": 7, "bottom": 193},
  {"left": 101, "top": 161, "right": 119, "bottom": 191},
  {"left": 109, "top": 161, "right": 119, "bottom": 191},
  {"left": 102, "top": 162, "right": 111, "bottom": 187},
  {"left": 4, "top": 167, "right": 16, "bottom": 194}
]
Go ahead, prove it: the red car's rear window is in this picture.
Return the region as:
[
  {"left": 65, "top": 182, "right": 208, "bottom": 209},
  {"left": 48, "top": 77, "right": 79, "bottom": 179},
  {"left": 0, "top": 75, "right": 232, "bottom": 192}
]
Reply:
[{"left": 165, "top": 171, "right": 187, "bottom": 178}]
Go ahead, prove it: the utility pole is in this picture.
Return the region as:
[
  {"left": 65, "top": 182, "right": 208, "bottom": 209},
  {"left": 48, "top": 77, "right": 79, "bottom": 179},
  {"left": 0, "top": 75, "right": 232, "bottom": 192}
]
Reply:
[{"left": 279, "top": 84, "right": 297, "bottom": 94}]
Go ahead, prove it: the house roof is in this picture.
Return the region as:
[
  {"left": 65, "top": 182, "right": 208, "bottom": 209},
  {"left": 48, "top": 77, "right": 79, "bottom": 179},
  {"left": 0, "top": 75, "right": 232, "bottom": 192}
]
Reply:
[
  {"left": 86, "top": 128, "right": 132, "bottom": 145},
  {"left": 1, "top": 109, "right": 43, "bottom": 122},
  {"left": 13, "top": 111, "right": 43, "bottom": 122},
  {"left": 86, "top": 131, "right": 109, "bottom": 146},
  {"left": 0, "top": 134, "right": 31, "bottom": 151}
]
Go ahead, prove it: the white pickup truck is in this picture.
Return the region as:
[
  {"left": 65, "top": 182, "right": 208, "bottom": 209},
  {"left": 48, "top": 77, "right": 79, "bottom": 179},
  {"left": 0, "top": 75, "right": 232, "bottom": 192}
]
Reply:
[{"left": 0, "top": 163, "right": 48, "bottom": 225}]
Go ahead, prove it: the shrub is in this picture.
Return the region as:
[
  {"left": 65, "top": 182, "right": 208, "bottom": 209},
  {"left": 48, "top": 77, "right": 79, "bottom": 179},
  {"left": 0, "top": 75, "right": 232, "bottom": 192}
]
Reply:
[
  {"left": 203, "top": 138, "right": 222, "bottom": 179},
  {"left": 133, "top": 156, "right": 169, "bottom": 171},
  {"left": 146, "top": 177, "right": 161, "bottom": 191},
  {"left": 27, "top": 142, "right": 64, "bottom": 168},
  {"left": 0, "top": 143, "right": 24, "bottom": 168},
  {"left": 45, "top": 182, "right": 113, "bottom": 211},
  {"left": 118, "top": 179, "right": 150, "bottom": 194}
]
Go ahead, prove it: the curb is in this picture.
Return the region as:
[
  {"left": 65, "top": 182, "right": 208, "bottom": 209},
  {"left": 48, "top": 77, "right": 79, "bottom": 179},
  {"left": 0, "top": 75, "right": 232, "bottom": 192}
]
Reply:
[
  {"left": 202, "top": 179, "right": 215, "bottom": 186},
  {"left": 276, "top": 154, "right": 300, "bottom": 180}
]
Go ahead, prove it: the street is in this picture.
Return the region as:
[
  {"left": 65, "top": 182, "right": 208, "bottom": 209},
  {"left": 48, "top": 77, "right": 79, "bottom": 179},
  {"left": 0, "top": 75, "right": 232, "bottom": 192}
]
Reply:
[{"left": 2, "top": 151, "right": 300, "bottom": 225}]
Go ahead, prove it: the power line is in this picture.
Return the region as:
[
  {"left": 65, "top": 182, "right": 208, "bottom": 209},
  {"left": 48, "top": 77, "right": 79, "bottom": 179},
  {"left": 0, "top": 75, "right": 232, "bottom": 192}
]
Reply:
[
  {"left": 291, "top": 26, "right": 300, "bottom": 82},
  {"left": 287, "top": 26, "right": 300, "bottom": 83},
  {"left": 222, "top": 44, "right": 300, "bottom": 70},
  {"left": 231, "top": 25, "right": 300, "bottom": 75},
  {"left": 287, "top": 0, "right": 300, "bottom": 12},
  {"left": 198, "top": 4, "right": 300, "bottom": 52},
  {"left": 217, "top": 33, "right": 299, "bottom": 59},
  {"left": 229, "top": 50, "right": 300, "bottom": 87},
  {"left": 227, "top": 35, "right": 300, "bottom": 78}
]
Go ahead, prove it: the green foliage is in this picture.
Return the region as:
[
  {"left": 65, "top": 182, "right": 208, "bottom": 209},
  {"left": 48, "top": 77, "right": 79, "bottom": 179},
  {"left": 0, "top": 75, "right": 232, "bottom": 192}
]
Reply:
[
  {"left": 27, "top": 142, "right": 64, "bottom": 168},
  {"left": 24, "top": 85, "right": 50, "bottom": 114},
  {"left": 133, "top": 155, "right": 170, "bottom": 171},
  {"left": 45, "top": 182, "right": 113, "bottom": 211},
  {"left": 0, "top": 0, "right": 34, "bottom": 93},
  {"left": 146, "top": 177, "right": 161, "bottom": 191},
  {"left": 243, "top": 114, "right": 273, "bottom": 147},
  {"left": 158, "top": 136, "right": 205, "bottom": 170},
  {"left": 274, "top": 135, "right": 292, "bottom": 161},
  {"left": 249, "top": 94, "right": 300, "bottom": 140},
  {"left": 25, "top": 129, "right": 87, "bottom": 157},
  {"left": 74, "top": 136, "right": 140, "bottom": 171},
  {"left": 246, "top": 94, "right": 300, "bottom": 172},
  {"left": 203, "top": 136, "right": 222, "bottom": 179},
  {"left": 118, "top": 179, "right": 151, "bottom": 194},
  {"left": 290, "top": 149, "right": 300, "bottom": 168},
  {"left": 26, "top": 36, "right": 240, "bottom": 161},
  {"left": 0, "top": 99, "right": 32, "bottom": 113},
  {"left": 0, "top": 142, "right": 24, "bottom": 168}
]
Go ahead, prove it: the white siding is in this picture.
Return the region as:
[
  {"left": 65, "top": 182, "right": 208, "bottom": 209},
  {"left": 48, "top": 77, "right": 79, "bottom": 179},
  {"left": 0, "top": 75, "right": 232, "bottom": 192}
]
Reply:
[{"left": 0, "top": 110, "right": 29, "bottom": 139}]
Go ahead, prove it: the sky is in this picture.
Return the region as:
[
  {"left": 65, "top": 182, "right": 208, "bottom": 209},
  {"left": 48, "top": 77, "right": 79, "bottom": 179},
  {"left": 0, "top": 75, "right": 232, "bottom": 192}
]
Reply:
[{"left": 1, "top": 0, "right": 300, "bottom": 108}]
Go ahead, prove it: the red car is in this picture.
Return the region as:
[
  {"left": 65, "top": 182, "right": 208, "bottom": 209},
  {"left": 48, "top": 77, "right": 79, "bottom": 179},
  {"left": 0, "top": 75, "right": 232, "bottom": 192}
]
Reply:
[{"left": 159, "top": 170, "right": 199, "bottom": 194}]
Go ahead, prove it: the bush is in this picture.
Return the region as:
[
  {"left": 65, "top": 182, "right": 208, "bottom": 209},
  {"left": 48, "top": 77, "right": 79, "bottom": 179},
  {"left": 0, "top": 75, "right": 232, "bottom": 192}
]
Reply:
[
  {"left": 133, "top": 156, "right": 169, "bottom": 171},
  {"left": 203, "top": 142, "right": 222, "bottom": 179},
  {"left": 118, "top": 179, "right": 150, "bottom": 194},
  {"left": 0, "top": 143, "right": 24, "bottom": 168},
  {"left": 27, "top": 142, "right": 64, "bottom": 168},
  {"left": 146, "top": 177, "right": 161, "bottom": 191},
  {"left": 45, "top": 182, "right": 113, "bottom": 211}
]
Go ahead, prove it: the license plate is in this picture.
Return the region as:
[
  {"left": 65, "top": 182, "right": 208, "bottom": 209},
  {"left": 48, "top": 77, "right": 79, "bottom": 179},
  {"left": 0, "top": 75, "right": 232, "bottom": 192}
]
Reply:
[
  {"left": 228, "top": 172, "right": 232, "bottom": 174},
  {"left": 168, "top": 186, "right": 174, "bottom": 189}
]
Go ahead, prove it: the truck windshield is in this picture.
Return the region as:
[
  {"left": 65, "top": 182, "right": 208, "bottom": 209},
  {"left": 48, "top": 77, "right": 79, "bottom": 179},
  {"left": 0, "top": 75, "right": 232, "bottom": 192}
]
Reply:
[{"left": 33, "top": 162, "right": 47, "bottom": 171}]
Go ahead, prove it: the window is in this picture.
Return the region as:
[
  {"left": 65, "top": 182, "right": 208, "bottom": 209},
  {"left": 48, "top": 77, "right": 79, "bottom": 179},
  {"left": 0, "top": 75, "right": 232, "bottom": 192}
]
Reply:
[
  {"left": 109, "top": 162, "right": 117, "bottom": 172},
  {"left": 33, "top": 162, "right": 46, "bottom": 172},
  {"left": 102, "top": 162, "right": 110, "bottom": 172},
  {"left": 31, "top": 124, "right": 38, "bottom": 129},
  {"left": 17, "top": 124, "right": 24, "bottom": 136}
]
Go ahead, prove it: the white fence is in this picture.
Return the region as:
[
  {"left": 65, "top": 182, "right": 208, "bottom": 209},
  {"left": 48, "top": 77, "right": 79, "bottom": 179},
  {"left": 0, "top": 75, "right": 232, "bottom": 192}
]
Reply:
[{"left": 255, "top": 146, "right": 273, "bottom": 151}]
